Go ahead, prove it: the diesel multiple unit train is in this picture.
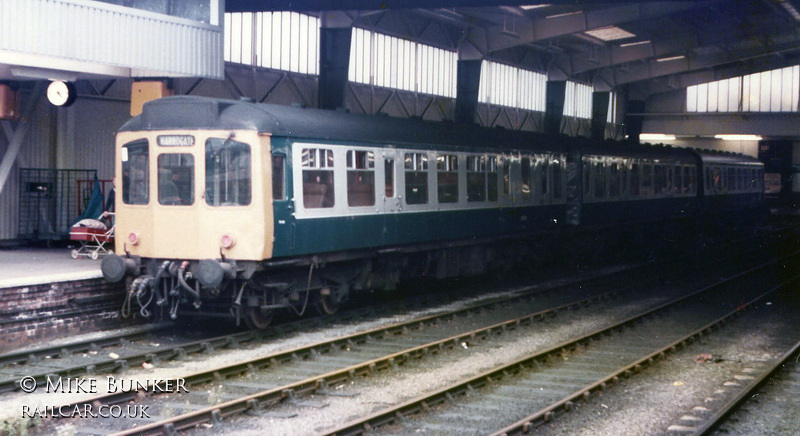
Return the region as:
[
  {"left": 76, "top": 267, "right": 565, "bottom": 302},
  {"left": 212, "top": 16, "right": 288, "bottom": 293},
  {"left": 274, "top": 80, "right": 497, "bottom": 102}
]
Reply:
[{"left": 101, "top": 96, "right": 764, "bottom": 328}]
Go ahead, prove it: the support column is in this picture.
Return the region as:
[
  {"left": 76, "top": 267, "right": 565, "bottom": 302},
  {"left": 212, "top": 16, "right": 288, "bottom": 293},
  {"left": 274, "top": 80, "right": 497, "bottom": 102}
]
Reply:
[
  {"left": 591, "top": 91, "right": 610, "bottom": 142},
  {"left": 544, "top": 80, "right": 566, "bottom": 136},
  {"left": 0, "top": 82, "right": 44, "bottom": 196},
  {"left": 455, "top": 59, "right": 481, "bottom": 124},
  {"left": 318, "top": 14, "right": 352, "bottom": 111},
  {"left": 624, "top": 100, "right": 645, "bottom": 144}
]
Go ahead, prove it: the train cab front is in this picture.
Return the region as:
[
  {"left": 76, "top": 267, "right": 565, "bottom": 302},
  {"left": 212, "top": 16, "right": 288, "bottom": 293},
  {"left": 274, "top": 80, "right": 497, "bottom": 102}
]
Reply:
[{"left": 102, "top": 128, "right": 274, "bottom": 324}]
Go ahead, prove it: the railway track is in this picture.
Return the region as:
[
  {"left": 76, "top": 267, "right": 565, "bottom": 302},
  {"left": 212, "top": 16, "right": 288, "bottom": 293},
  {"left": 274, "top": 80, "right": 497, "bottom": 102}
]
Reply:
[
  {"left": 0, "top": 262, "right": 642, "bottom": 397},
  {"left": 705, "top": 342, "right": 800, "bottom": 435},
  {"left": 324, "top": 255, "right": 800, "bottom": 436},
  {"left": 18, "top": 248, "right": 799, "bottom": 435}
]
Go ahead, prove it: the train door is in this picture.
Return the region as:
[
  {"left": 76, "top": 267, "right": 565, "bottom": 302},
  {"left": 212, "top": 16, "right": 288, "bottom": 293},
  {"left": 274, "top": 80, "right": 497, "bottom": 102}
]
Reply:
[{"left": 378, "top": 149, "right": 401, "bottom": 246}]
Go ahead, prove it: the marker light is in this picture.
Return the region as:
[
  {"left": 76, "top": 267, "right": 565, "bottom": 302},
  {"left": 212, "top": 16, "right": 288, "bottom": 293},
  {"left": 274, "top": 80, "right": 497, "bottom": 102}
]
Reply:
[
  {"left": 128, "top": 232, "right": 140, "bottom": 245},
  {"left": 220, "top": 234, "right": 235, "bottom": 249}
]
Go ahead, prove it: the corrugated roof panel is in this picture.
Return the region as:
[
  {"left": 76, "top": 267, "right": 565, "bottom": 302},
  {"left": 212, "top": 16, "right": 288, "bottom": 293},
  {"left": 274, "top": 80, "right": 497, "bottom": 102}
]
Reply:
[{"left": 0, "top": 0, "right": 223, "bottom": 79}]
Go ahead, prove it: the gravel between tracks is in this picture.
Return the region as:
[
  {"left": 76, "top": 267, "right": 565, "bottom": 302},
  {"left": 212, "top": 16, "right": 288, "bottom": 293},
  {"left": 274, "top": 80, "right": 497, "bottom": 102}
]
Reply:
[
  {"left": 0, "top": 284, "right": 554, "bottom": 425},
  {"left": 180, "top": 297, "right": 668, "bottom": 436},
  {"left": 533, "top": 298, "right": 800, "bottom": 436}
]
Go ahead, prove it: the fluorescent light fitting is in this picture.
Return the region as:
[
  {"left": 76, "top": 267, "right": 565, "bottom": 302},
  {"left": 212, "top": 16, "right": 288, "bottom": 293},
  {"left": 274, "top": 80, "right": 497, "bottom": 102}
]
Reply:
[
  {"left": 620, "top": 40, "right": 651, "bottom": 48},
  {"left": 584, "top": 26, "right": 636, "bottom": 41},
  {"left": 714, "top": 134, "right": 763, "bottom": 141},
  {"left": 640, "top": 133, "right": 676, "bottom": 141},
  {"left": 656, "top": 55, "right": 686, "bottom": 62},
  {"left": 520, "top": 4, "right": 551, "bottom": 10},
  {"left": 546, "top": 11, "right": 582, "bottom": 19},
  {"left": 778, "top": 0, "right": 800, "bottom": 21}
]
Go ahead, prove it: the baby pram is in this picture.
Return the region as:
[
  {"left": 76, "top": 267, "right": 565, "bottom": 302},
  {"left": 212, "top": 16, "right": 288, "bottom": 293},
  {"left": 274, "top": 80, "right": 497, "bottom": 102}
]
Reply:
[{"left": 70, "top": 211, "right": 114, "bottom": 260}]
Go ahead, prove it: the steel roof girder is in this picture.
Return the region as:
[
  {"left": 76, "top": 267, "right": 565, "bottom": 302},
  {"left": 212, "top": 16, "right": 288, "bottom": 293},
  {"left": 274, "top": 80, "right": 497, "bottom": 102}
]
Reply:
[
  {"left": 580, "top": 34, "right": 800, "bottom": 89},
  {"left": 641, "top": 52, "right": 800, "bottom": 97},
  {"left": 484, "top": 2, "right": 707, "bottom": 54},
  {"left": 559, "top": 35, "right": 700, "bottom": 78}
]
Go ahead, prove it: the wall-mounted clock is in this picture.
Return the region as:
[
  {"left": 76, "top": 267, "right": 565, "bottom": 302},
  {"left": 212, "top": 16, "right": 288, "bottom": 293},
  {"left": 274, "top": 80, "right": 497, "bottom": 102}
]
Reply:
[{"left": 47, "top": 81, "right": 77, "bottom": 107}]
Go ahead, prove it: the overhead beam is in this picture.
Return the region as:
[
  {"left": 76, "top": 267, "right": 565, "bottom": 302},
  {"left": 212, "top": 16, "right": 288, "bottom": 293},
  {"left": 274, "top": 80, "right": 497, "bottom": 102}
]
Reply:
[
  {"left": 552, "top": 10, "right": 792, "bottom": 78},
  {"left": 472, "top": 2, "right": 706, "bottom": 55},
  {"left": 585, "top": 35, "right": 800, "bottom": 91},
  {"left": 633, "top": 50, "right": 800, "bottom": 98},
  {"left": 226, "top": 1, "right": 702, "bottom": 13}
]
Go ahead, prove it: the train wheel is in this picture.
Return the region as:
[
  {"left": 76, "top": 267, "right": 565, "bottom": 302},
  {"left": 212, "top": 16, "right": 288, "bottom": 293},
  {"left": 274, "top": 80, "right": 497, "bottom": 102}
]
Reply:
[
  {"left": 315, "top": 296, "right": 341, "bottom": 315},
  {"left": 315, "top": 283, "right": 348, "bottom": 315},
  {"left": 244, "top": 306, "right": 273, "bottom": 329}
]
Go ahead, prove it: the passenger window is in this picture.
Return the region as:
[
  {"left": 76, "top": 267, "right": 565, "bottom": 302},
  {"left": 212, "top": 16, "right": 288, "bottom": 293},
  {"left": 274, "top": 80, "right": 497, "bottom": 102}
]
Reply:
[
  {"left": 405, "top": 153, "right": 428, "bottom": 205},
  {"left": 346, "top": 150, "right": 375, "bottom": 207},
  {"left": 619, "top": 160, "right": 628, "bottom": 196},
  {"left": 609, "top": 161, "right": 620, "bottom": 197},
  {"left": 583, "top": 159, "right": 591, "bottom": 197},
  {"left": 654, "top": 165, "right": 664, "bottom": 195},
  {"left": 594, "top": 160, "right": 605, "bottom": 198},
  {"left": 709, "top": 167, "right": 722, "bottom": 193},
  {"left": 630, "top": 163, "right": 640, "bottom": 196},
  {"left": 538, "top": 155, "right": 549, "bottom": 197},
  {"left": 272, "top": 154, "right": 285, "bottom": 200},
  {"left": 300, "top": 148, "right": 335, "bottom": 209},
  {"left": 738, "top": 168, "right": 745, "bottom": 192},
  {"left": 122, "top": 140, "right": 149, "bottom": 205},
  {"left": 158, "top": 154, "right": 194, "bottom": 205},
  {"left": 502, "top": 158, "right": 510, "bottom": 195},
  {"left": 487, "top": 156, "right": 498, "bottom": 202},
  {"left": 467, "top": 155, "right": 486, "bottom": 202},
  {"left": 205, "top": 137, "right": 251, "bottom": 206},
  {"left": 642, "top": 164, "right": 653, "bottom": 196},
  {"left": 521, "top": 157, "right": 532, "bottom": 194},
  {"left": 728, "top": 167, "right": 736, "bottom": 191},
  {"left": 437, "top": 154, "right": 459, "bottom": 203},
  {"left": 552, "top": 155, "right": 563, "bottom": 200}
]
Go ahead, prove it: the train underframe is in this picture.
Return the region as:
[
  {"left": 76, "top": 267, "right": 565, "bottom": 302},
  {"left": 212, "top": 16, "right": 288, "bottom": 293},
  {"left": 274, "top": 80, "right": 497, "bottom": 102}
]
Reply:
[
  {"left": 110, "top": 214, "right": 717, "bottom": 329},
  {"left": 113, "top": 235, "right": 545, "bottom": 329}
]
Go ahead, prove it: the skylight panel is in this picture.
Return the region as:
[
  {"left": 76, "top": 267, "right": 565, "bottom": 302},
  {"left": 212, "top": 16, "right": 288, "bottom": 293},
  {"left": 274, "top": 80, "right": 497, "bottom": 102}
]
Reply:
[{"left": 584, "top": 26, "right": 635, "bottom": 41}]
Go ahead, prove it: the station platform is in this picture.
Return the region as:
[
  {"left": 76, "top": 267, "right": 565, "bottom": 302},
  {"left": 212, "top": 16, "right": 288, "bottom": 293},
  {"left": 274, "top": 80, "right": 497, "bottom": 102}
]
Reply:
[
  {"left": 0, "top": 248, "right": 126, "bottom": 352},
  {"left": 0, "top": 247, "right": 103, "bottom": 289}
]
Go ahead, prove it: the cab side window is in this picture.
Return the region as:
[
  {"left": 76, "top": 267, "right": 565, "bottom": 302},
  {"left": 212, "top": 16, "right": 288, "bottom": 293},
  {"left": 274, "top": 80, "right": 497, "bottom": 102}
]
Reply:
[
  {"left": 272, "top": 154, "right": 285, "bottom": 200},
  {"left": 122, "top": 140, "right": 149, "bottom": 205}
]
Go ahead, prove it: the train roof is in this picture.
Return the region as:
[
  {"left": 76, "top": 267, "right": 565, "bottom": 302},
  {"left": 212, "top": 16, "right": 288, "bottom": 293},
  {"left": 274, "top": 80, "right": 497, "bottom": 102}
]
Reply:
[
  {"left": 122, "top": 96, "right": 571, "bottom": 152},
  {"left": 121, "top": 97, "right": 762, "bottom": 167},
  {"left": 577, "top": 140, "right": 698, "bottom": 163},
  {"left": 692, "top": 148, "right": 763, "bottom": 167}
]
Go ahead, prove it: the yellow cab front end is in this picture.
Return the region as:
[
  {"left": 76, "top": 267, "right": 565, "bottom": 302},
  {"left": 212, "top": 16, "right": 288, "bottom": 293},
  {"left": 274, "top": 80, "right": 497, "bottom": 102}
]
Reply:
[
  {"left": 113, "top": 129, "right": 273, "bottom": 262},
  {"left": 102, "top": 128, "right": 274, "bottom": 321}
]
